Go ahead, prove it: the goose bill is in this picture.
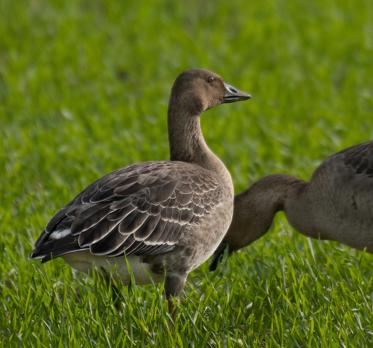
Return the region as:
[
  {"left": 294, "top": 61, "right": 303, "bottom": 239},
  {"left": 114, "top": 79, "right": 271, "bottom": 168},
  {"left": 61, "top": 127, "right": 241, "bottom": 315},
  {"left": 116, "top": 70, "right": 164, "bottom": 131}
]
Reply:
[{"left": 223, "top": 83, "right": 251, "bottom": 103}]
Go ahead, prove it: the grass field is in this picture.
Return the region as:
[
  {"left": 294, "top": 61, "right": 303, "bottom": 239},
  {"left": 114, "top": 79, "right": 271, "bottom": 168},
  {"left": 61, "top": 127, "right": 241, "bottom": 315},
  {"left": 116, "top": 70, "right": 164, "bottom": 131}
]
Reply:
[{"left": 1, "top": 0, "right": 373, "bottom": 346}]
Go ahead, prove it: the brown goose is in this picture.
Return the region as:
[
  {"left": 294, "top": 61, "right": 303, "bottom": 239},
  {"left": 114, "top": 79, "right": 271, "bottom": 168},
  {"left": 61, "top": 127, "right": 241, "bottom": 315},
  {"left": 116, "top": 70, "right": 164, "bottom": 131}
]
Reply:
[
  {"left": 210, "top": 141, "right": 373, "bottom": 270},
  {"left": 31, "top": 69, "right": 250, "bottom": 313}
]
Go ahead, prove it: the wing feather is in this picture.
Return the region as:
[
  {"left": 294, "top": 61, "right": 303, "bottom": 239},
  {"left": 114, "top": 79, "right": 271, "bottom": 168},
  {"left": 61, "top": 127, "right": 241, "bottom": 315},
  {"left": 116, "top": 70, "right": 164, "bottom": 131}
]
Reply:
[
  {"left": 70, "top": 203, "right": 112, "bottom": 235},
  {"left": 31, "top": 161, "right": 223, "bottom": 262},
  {"left": 342, "top": 141, "right": 373, "bottom": 177},
  {"left": 134, "top": 214, "right": 161, "bottom": 240},
  {"left": 78, "top": 217, "right": 123, "bottom": 247},
  {"left": 90, "top": 231, "right": 131, "bottom": 255}
]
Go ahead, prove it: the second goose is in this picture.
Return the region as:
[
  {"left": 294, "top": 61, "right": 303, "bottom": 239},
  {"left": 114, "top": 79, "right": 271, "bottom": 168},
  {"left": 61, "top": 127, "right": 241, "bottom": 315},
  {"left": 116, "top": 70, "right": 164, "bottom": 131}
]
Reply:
[{"left": 211, "top": 141, "right": 373, "bottom": 270}]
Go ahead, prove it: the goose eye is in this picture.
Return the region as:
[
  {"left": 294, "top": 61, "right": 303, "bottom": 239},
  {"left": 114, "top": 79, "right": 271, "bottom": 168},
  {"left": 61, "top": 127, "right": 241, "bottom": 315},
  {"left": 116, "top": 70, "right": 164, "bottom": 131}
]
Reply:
[{"left": 207, "top": 76, "right": 215, "bottom": 83}]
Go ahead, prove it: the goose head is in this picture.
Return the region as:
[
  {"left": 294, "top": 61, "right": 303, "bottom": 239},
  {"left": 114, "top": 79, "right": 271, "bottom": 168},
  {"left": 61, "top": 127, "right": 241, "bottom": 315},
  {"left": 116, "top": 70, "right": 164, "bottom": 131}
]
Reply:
[{"left": 170, "top": 69, "right": 251, "bottom": 115}]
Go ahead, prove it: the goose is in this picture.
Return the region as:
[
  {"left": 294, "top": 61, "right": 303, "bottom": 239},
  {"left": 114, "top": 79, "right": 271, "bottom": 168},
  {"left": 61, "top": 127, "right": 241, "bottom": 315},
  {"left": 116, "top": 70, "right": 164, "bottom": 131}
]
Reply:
[
  {"left": 210, "top": 141, "right": 373, "bottom": 271},
  {"left": 30, "top": 68, "right": 251, "bottom": 315}
]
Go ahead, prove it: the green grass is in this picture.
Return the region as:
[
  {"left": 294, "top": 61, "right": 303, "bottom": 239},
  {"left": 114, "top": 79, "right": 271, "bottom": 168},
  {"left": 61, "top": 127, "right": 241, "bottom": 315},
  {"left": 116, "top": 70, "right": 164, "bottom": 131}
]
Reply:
[{"left": 1, "top": 0, "right": 373, "bottom": 346}]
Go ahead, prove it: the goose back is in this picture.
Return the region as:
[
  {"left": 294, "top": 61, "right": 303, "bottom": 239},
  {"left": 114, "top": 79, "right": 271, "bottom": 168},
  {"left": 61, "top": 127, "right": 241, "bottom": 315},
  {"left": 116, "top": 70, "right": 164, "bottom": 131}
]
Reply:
[{"left": 294, "top": 141, "right": 373, "bottom": 250}]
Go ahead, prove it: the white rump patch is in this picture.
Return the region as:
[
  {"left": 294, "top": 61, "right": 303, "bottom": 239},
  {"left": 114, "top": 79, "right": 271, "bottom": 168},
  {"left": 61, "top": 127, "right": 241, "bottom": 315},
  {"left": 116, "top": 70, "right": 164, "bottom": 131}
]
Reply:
[{"left": 49, "top": 229, "right": 71, "bottom": 240}]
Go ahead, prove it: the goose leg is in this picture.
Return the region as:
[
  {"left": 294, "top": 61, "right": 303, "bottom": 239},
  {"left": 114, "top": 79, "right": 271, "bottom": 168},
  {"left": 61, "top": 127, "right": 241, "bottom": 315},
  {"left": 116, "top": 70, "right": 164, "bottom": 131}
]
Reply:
[{"left": 165, "top": 272, "right": 187, "bottom": 321}]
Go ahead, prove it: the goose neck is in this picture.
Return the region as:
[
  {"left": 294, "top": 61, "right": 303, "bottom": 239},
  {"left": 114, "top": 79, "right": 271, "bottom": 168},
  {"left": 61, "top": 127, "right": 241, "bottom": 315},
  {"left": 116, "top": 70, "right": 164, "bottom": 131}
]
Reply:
[{"left": 167, "top": 103, "right": 224, "bottom": 174}]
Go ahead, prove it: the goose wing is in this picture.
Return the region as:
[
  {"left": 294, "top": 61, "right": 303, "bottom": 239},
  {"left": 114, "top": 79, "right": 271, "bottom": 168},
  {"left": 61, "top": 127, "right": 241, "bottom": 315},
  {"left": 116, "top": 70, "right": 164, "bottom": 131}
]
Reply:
[
  {"left": 309, "top": 140, "right": 373, "bottom": 220},
  {"left": 31, "top": 161, "right": 223, "bottom": 262},
  {"left": 341, "top": 141, "right": 373, "bottom": 178},
  {"left": 312, "top": 141, "right": 373, "bottom": 182}
]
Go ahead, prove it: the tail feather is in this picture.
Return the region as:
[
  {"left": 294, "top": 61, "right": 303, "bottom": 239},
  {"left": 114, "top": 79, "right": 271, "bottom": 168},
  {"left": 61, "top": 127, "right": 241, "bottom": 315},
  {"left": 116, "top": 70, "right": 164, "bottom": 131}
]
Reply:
[{"left": 30, "top": 234, "right": 82, "bottom": 262}]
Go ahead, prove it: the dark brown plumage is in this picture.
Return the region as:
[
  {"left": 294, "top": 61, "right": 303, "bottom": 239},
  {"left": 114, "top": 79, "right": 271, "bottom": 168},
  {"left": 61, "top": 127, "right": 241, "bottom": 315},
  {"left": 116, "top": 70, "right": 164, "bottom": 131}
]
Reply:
[
  {"left": 34, "top": 162, "right": 222, "bottom": 260},
  {"left": 31, "top": 68, "right": 250, "bottom": 315}
]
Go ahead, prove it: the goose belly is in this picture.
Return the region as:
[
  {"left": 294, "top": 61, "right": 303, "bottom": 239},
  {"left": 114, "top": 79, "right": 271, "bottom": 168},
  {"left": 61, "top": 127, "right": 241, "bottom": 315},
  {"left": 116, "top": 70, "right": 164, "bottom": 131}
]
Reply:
[{"left": 63, "top": 251, "right": 164, "bottom": 285}]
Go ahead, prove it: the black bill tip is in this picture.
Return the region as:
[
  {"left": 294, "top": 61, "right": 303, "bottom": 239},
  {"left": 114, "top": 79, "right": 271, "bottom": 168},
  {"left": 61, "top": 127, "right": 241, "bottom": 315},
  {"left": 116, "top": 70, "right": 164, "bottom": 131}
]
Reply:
[{"left": 223, "top": 82, "right": 251, "bottom": 103}]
